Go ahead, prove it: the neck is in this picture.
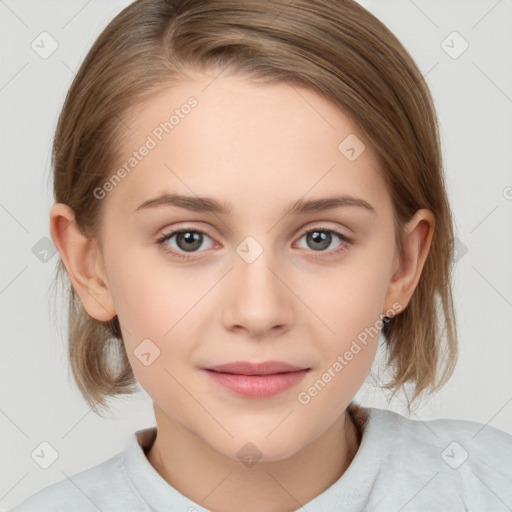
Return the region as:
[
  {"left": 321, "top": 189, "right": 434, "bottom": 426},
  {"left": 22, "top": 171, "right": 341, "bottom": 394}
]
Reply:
[{"left": 146, "top": 404, "right": 362, "bottom": 512}]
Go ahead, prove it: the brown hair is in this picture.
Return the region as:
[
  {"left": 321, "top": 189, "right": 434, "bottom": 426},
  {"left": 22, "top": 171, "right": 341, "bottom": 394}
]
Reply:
[{"left": 50, "top": 0, "right": 458, "bottom": 416}]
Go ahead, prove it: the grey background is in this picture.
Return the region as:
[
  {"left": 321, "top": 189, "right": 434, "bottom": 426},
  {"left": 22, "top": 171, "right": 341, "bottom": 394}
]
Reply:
[{"left": 1, "top": 0, "right": 511, "bottom": 509}]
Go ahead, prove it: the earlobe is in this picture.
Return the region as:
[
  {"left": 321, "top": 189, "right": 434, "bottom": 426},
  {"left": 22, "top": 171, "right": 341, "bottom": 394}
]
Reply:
[
  {"left": 383, "top": 209, "right": 435, "bottom": 313},
  {"left": 49, "top": 203, "right": 116, "bottom": 321}
]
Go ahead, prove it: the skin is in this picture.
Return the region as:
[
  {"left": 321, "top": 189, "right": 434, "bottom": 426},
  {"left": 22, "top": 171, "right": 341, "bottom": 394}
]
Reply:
[{"left": 50, "top": 71, "right": 435, "bottom": 512}]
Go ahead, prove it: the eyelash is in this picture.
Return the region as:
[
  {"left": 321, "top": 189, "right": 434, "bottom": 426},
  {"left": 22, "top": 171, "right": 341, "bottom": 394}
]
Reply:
[{"left": 156, "top": 226, "right": 353, "bottom": 261}]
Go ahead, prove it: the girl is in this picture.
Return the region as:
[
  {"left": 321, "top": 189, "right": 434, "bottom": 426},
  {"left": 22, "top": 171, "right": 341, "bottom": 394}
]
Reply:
[{"left": 10, "top": 0, "right": 512, "bottom": 510}]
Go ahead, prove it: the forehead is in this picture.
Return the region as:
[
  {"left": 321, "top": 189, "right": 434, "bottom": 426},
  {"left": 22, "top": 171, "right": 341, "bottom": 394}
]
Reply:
[{"left": 104, "top": 74, "right": 390, "bottom": 221}]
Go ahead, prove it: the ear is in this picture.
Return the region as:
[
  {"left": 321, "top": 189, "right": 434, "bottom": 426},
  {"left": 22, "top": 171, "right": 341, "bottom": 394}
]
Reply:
[
  {"left": 49, "top": 203, "right": 116, "bottom": 321},
  {"left": 382, "top": 209, "right": 435, "bottom": 315}
]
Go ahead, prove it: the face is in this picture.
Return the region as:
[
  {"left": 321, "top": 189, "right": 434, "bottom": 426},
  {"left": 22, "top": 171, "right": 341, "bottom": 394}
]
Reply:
[{"left": 94, "top": 72, "right": 402, "bottom": 461}]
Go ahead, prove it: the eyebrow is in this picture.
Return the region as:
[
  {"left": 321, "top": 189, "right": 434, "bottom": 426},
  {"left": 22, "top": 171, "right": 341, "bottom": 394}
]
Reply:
[{"left": 133, "top": 193, "right": 376, "bottom": 217}]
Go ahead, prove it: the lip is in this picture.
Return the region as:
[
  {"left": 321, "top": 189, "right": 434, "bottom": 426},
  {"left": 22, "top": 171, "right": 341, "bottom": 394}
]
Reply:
[
  {"left": 203, "top": 361, "right": 308, "bottom": 375},
  {"left": 201, "top": 361, "right": 310, "bottom": 399}
]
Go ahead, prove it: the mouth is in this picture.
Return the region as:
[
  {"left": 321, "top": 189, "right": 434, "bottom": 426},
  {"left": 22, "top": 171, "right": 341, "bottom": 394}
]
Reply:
[
  {"left": 202, "top": 360, "right": 310, "bottom": 376},
  {"left": 201, "top": 361, "right": 311, "bottom": 399}
]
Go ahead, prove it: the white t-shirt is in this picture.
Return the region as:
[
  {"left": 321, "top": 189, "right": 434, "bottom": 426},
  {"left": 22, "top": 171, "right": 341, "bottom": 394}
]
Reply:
[{"left": 9, "top": 405, "right": 512, "bottom": 511}]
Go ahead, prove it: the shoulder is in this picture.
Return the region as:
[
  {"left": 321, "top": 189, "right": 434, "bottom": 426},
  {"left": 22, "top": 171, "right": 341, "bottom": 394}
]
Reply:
[
  {"left": 8, "top": 449, "right": 146, "bottom": 512},
  {"left": 363, "top": 405, "right": 512, "bottom": 509},
  {"left": 369, "top": 405, "right": 512, "bottom": 463}
]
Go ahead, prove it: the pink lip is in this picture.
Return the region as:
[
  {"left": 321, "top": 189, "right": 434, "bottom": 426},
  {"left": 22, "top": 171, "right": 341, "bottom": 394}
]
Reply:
[{"left": 201, "top": 361, "right": 310, "bottom": 399}]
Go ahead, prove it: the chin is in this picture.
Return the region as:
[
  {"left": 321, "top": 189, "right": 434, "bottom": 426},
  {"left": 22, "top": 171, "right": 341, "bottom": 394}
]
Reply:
[{"left": 216, "top": 435, "right": 306, "bottom": 465}]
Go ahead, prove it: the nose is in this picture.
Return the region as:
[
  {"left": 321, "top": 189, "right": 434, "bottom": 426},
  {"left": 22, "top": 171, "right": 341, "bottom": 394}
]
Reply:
[{"left": 221, "top": 245, "right": 294, "bottom": 338}]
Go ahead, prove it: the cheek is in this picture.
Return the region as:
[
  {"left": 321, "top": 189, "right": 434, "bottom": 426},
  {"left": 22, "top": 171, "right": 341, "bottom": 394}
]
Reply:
[
  {"left": 108, "top": 249, "right": 203, "bottom": 336},
  {"left": 299, "top": 248, "right": 391, "bottom": 391},
  {"left": 107, "top": 254, "right": 214, "bottom": 382},
  {"left": 297, "top": 277, "right": 383, "bottom": 422},
  {"left": 303, "top": 258, "right": 390, "bottom": 340}
]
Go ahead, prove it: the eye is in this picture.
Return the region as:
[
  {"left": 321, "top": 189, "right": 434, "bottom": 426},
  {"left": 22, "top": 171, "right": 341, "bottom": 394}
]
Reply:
[
  {"left": 295, "top": 227, "right": 352, "bottom": 256},
  {"left": 156, "top": 228, "right": 215, "bottom": 260},
  {"left": 156, "top": 225, "right": 353, "bottom": 262}
]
